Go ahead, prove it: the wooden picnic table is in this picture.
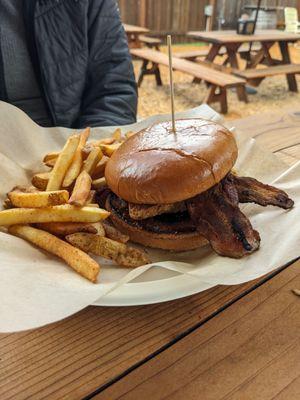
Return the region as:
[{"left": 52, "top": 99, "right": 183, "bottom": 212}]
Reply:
[
  {"left": 1, "top": 109, "right": 300, "bottom": 399},
  {"left": 123, "top": 23, "right": 149, "bottom": 48},
  {"left": 188, "top": 30, "right": 300, "bottom": 91}
]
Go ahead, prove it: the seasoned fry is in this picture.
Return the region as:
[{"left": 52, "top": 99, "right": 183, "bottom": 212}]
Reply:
[
  {"left": 69, "top": 171, "right": 92, "bottom": 207},
  {"left": 35, "top": 222, "right": 98, "bottom": 236},
  {"left": 102, "top": 220, "right": 129, "bottom": 243},
  {"left": 3, "top": 198, "right": 14, "bottom": 209},
  {"left": 92, "top": 177, "right": 106, "bottom": 190},
  {"left": 92, "top": 222, "right": 106, "bottom": 236},
  {"left": 8, "top": 190, "right": 69, "bottom": 208},
  {"left": 112, "top": 128, "right": 121, "bottom": 141},
  {"left": 82, "top": 146, "right": 102, "bottom": 175},
  {"left": 9, "top": 225, "right": 100, "bottom": 282},
  {"left": 99, "top": 143, "right": 121, "bottom": 157},
  {"left": 92, "top": 156, "right": 109, "bottom": 179},
  {"left": 85, "top": 190, "right": 96, "bottom": 205},
  {"left": 63, "top": 127, "right": 90, "bottom": 187},
  {"left": 44, "top": 157, "right": 57, "bottom": 168},
  {"left": 66, "top": 233, "right": 150, "bottom": 267},
  {"left": 46, "top": 134, "right": 79, "bottom": 191},
  {"left": 32, "top": 172, "right": 51, "bottom": 190},
  {"left": 43, "top": 151, "right": 60, "bottom": 164},
  {"left": 93, "top": 137, "right": 115, "bottom": 147},
  {"left": 125, "top": 131, "right": 135, "bottom": 139},
  {"left": 0, "top": 204, "right": 109, "bottom": 226}
]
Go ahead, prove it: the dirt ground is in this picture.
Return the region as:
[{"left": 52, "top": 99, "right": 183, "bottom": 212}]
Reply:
[{"left": 134, "top": 43, "right": 300, "bottom": 121}]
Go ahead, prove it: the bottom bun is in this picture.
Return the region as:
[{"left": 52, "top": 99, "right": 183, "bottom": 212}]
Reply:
[{"left": 106, "top": 195, "right": 208, "bottom": 252}]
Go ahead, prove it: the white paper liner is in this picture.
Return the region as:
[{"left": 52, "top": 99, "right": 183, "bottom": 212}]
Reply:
[{"left": 0, "top": 101, "right": 299, "bottom": 332}]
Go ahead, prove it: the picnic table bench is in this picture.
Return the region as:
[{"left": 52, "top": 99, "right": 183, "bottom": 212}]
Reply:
[
  {"left": 1, "top": 108, "right": 300, "bottom": 400},
  {"left": 131, "top": 48, "right": 247, "bottom": 113},
  {"left": 234, "top": 63, "right": 300, "bottom": 90}
]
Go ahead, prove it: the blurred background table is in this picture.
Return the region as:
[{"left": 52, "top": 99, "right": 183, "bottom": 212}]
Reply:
[
  {"left": 123, "top": 23, "right": 149, "bottom": 48},
  {"left": 0, "top": 109, "right": 299, "bottom": 400}
]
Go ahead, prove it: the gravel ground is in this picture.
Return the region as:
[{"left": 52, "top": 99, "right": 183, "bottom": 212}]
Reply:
[{"left": 134, "top": 43, "right": 300, "bottom": 121}]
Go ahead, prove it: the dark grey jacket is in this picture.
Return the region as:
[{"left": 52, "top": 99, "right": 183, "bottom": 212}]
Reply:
[{"left": 1, "top": 0, "right": 137, "bottom": 128}]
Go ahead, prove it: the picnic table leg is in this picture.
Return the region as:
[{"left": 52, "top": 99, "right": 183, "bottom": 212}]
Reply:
[
  {"left": 224, "top": 44, "right": 240, "bottom": 69},
  {"left": 279, "top": 41, "right": 298, "bottom": 92},
  {"left": 247, "top": 42, "right": 274, "bottom": 69},
  {"left": 236, "top": 85, "right": 248, "bottom": 103},
  {"left": 193, "top": 44, "right": 222, "bottom": 83},
  {"left": 137, "top": 61, "right": 162, "bottom": 87},
  {"left": 203, "top": 85, "right": 228, "bottom": 114},
  {"left": 137, "top": 60, "right": 148, "bottom": 87}
]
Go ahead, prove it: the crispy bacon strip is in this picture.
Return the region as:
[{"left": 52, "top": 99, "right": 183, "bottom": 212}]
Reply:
[
  {"left": 128, "top": 202, "right": 186, "bottom": 220},
  {"left": 230, "top": 174, "right": 294, "bottom": 210},
  {"left": 187, "top": 181, "right": 260, "bottom": 258}
]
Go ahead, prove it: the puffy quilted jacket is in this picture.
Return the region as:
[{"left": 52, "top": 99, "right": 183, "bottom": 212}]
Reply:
[{"left": 19, "top": 0, "right": 137, "bottom": 128}]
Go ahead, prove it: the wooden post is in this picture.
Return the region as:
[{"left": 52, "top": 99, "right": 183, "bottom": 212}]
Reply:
[{"left": 167, "top": 35, "right": 176, "bottom": 133}]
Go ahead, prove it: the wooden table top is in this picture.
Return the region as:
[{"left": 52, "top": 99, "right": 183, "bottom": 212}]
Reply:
[
  {"left": 188, "top": 29, "right": 300, "bottom": 44},
  {"left": 123, "top": 23, "right": 149, "bottom": 35},
  {"left": 1, "top": 109, "right": 300, "bottom": 400}
]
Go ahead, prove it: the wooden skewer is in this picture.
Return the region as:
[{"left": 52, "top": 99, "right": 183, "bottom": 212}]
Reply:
[{"left": 167, "top": 35, "right": 176, "bottom": 133}]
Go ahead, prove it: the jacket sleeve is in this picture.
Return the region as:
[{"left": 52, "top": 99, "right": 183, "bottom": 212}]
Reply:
[{"left": 75, "top": 0, "right": 137, "bottom": 128}]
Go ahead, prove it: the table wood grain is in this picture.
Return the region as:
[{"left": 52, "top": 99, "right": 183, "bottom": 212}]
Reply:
[
  {"left": 187, "top": 30, "right": 300, "bottom": 44},
  {"left": 0, "top": 109, "right": 299, "bottom": 400}
]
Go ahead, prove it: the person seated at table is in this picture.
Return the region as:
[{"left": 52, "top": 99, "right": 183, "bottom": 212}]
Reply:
[{"left": 0, "top": 0, "right": 137, "bottom": 128}]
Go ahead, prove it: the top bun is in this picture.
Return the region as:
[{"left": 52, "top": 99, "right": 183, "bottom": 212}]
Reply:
[{"left": 105, "top": 119, "right": 238, "bottom": 204}]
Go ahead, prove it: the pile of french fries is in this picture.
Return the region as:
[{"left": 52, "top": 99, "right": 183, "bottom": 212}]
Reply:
[{"left": 0, "top": 128, "right": 149, "bottom": 283}]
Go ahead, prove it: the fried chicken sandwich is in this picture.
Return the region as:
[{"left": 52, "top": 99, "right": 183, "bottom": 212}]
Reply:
[{"left": 102, "top": 119, "right": 294, "bottom": 258}]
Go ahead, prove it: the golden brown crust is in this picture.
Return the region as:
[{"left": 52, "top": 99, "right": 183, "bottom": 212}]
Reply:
[
  {"left": 105, "top": 119, "right": 238, "bottom": 204},
  {"left": 107, "top": 200, "right": 208, "bottom": 252}
]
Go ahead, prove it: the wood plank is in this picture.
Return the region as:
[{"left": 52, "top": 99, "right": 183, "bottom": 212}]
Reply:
[
  {"left": 123, "top": 23, "right": 149, "bottom": 34},
  {"left": 174, "top": 43, "right": 262, "bottom": 60},
  {"left": 234, "top": 64, "right": 300, "bottom": 79},
  {"left": 0, "top": 281, "right": 267, "bottom": 400},
  {"left": 0, "top": 109, "right": 299, "bottom": 400},
  {"left": 187, "top": 29, "right": 300, "bottom": 44},
  {"left": 130, "top": 48, "right": 246, "bottom": 86},
  {"left": 96, "top": 259, "right": 300, "bottom": 400}
]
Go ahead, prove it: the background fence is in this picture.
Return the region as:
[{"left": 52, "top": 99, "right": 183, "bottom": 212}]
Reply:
[{"left": 118, "top": 0, "right": 300, "bottom": 43}]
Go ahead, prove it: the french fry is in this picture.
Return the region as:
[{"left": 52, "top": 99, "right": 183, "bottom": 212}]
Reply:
[
  {"left": 66, "top": 233, "right": 150, "bottom": 267},
  {"left": 8, "top": 190, "right": 69, "bottom": 208},
  {"left": 125, "top": 131, "right": 135, "bottom": 139},
  {"left": 35, "top": 222, "right": 98, "bottom": 236},
  {"left": 32, "top": 172, "right": 51, "bottom": 190},
  {"left": 82, "top": 146, "right": 102, "bottom": 175},
  {"left": 82, "top": 143, "right": 94, "bottom": 159},
  {"left": 87, "top": 203, "right": 99, "bottom": 208},
  {"left": 3, "top": 198, "right": 14, "bottom": 209},
  {"left": 102, "top": 220, "right": 129, "bottom": 243},
  {"left": 69, "top": 171, "right": 92, "bottom": 207},
  {"left": 9, "top": 225, "right": 100, "bottom": 282},
  {"left": 92, "top": 156, "right": 109, "bottom": 179},
  {"left": 92, "top": 177, "right": 106, "bottom": 190},
  {"left": 0, "top": 204, "right": 109, "bottom": 226},
  {"left": 85, "top": 190, "right": 96, "bottom": 205},
  {"left": 93, "top": 137, "right": 115, "bottom": 147},
  {"left": 112, "top": 128, "right": 121, "bottom": 141},
  {"left": 99, "top": 143, "right": 121, "bottom": 157},
  {"left": 44, "top": 158, "right": 57, "bottom": 168},
  {"left": 43, "top": 151, "right": 60, "bottom": 164},
  {"left": 92, "top": 222, "right": 106, "bottom": 236},
  {"left": 46, "top": 134, "right": 80, "bottom": 191},
  {"left": 63, "top": 127, "right": 90, "bottom": 187}
]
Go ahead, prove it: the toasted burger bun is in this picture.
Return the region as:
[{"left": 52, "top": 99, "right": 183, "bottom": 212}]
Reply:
[
  {"left": 106, "top": 195, "right": 208, "bottom": 252},
  {"left": 105, "top": 118, "right": 238, "bottom": 204}
]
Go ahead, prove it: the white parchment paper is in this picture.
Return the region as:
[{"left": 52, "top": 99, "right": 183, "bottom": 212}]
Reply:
[{"left": 0, "top": 101, "right": 299, "bottom": 332}]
